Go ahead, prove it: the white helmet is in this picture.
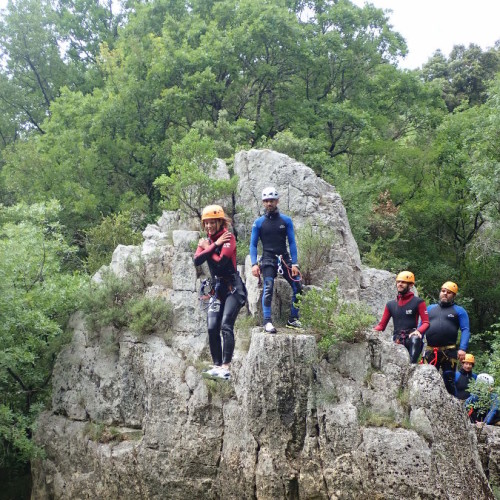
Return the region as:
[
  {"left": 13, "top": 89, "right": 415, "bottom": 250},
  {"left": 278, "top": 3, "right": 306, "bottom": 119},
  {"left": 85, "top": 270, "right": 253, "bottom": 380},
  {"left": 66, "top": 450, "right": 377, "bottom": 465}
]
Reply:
[
  {"left": 262, "top": 186, "right": 279, "bottom": 200},
  {"left": 477, "top": 373, "right": 494, "bottom": 385}
]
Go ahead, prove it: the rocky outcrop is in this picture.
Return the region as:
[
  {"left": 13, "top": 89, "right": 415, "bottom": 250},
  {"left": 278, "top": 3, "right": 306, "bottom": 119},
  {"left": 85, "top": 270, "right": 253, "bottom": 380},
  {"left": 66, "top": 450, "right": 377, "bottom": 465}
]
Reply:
[
  {"left": 31, "top": 150, "right": 493, "bottom": 499},
  {"left": 234, "top": 149, "right": 362, "bottom": 299},
  {"left": 32, "top": 322, "right": 492, "bottom": 499}
]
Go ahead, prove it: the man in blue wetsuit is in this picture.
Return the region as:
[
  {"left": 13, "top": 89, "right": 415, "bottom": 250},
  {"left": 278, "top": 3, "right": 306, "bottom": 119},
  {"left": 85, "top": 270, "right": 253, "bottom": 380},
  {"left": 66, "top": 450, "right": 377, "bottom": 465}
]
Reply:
[
  {"left": 424, "top": 281, "right": 471, "bottom": 395},
  {"left": 250, "top": 186, "right": 302, "bottom": 333}
]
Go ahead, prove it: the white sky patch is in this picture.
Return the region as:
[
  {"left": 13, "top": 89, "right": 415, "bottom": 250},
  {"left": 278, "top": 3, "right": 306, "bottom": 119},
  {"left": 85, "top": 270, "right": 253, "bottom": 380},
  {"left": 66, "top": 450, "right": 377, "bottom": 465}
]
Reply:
[{"left": 352, "top": 0, "right": 500, "bottom": 69}]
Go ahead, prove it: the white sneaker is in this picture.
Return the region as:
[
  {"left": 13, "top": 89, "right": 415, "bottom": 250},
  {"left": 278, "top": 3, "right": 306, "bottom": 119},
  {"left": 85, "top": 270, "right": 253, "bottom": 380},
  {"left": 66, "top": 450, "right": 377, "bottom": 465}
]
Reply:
[
  {"left": 264, "top": 322, "right": 277, "bottom": 334},
  {"left": 204, "top": 366, "right": 222, "bottom": 377},
  {"left": 217, "top": 368, "right": 231, "bottom": 380}
]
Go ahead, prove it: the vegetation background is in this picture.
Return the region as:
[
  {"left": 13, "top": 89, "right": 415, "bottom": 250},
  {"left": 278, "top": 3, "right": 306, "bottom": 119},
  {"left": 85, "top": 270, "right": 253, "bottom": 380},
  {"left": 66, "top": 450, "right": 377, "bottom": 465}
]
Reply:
[{"left": 0, "top": 0, "right": 499, "bottom": 488}]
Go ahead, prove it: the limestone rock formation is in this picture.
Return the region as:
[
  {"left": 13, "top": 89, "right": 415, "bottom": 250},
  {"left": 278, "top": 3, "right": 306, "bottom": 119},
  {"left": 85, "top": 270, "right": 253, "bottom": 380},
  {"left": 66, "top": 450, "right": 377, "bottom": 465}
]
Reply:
[{"left": 31, "top": 150, "right": 493, "bottom": 499}]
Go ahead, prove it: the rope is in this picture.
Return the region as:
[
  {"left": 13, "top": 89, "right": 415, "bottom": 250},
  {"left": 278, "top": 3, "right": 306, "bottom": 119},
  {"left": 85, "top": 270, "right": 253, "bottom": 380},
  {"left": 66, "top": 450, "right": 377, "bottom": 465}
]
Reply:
[
  {"left": 428, "top": 347, "right": 439, "bottom": 366},
  {"left": 277, "top": 255, "right": 302, "bottom": 282}
]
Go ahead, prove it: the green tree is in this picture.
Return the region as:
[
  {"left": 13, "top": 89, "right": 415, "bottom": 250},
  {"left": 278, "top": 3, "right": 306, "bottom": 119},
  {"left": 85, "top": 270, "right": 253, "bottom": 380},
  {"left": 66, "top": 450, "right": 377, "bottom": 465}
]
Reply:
[
  {"left": 0, "top": 0, "right": 69, "bottom": 133},
  {"left": 0, "top": 201, "right": 84, "bottom": 467},
  {"left": 153, "top": 130, "right": 237, "bottom": 219}
]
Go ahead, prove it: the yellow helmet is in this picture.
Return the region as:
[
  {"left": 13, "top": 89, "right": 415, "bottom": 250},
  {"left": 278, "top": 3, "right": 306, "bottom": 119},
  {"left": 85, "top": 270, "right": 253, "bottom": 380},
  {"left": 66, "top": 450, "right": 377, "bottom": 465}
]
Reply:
[
  {"left": 463, "top": 353, "right": 475, "bottom": 364},
  {"left": 201, "top": 205, "right": 225, "bottom": 221},
  {"left": 442, "top": 281, "right": 458, "bottom": 294},
  {"left": 396, "top": 271, "right": 415, "bottom": 284}
]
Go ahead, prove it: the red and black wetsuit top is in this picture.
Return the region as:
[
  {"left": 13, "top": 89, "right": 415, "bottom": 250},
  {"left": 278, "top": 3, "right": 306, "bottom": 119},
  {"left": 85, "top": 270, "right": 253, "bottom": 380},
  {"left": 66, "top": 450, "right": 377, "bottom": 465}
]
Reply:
[
  {"left": 374, "top": 292, "right": 429, "bottom": 336},
  {"left": 193, "top": 228, "right": 237, "bottom": 278}
]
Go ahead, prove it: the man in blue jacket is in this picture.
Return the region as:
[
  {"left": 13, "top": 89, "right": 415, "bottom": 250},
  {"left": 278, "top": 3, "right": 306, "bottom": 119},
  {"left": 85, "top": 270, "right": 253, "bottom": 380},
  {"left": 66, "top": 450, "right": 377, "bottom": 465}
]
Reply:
[
  {"left": 250, "top": 187, "right": 302, "bottom": 333},
  {"left": 424, "top": 281, "right": 471, "bottom": 395}
]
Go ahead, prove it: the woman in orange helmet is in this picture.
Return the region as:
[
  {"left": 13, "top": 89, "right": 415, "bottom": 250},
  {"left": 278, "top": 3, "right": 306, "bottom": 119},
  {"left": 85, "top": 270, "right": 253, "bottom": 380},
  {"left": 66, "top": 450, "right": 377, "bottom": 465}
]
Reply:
[{"left": 194, "top": 205, "right": 247, "bottom": 380}]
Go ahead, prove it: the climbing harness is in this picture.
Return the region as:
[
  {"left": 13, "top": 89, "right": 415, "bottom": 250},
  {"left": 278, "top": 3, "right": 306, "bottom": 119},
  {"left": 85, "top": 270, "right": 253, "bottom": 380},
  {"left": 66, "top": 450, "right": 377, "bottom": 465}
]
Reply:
[
  {"left": 424, "top": 344, "right": 457, "bottom": 367},
  {"left": 199, "top": 278, "right": 215, "bottom": 311},
  {"left": 276, "top": 255, "right": 302, "bottom": 283},
  {"left": 199, "top": 275, "right": 238, "bottom": 311}
]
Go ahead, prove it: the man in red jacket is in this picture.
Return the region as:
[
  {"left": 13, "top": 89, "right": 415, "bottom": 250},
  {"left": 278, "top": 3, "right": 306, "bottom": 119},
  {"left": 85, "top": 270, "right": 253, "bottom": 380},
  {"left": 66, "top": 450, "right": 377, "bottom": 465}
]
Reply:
[{"left": 374, "top": 271, "right": 429, "bottom": 363}]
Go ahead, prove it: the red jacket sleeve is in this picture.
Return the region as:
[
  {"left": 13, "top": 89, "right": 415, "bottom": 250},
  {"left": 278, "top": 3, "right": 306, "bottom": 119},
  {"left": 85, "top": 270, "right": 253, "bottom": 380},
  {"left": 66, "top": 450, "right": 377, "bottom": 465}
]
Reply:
[
  {"left": 193, "top": 231, "right": 236, "bottom": 268},
  {"left": 416, "top": 301, "right": 429, "bottom": 334},
  {"left": 374, "top": 306, "right": 391, "bottom": 331},
  {"left": 209, "top": 234, "right": 236, "bottom": 264}
]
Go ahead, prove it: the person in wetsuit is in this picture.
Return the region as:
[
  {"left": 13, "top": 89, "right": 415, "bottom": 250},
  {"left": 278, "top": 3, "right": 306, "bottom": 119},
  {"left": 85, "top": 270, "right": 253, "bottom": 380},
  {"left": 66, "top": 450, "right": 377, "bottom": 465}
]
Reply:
[
  {"left": 250, "top": 186, "right": 302, "bottom": 334},
  {"left": 455, "top": 353, "right": 477, "bottom": 400},
  {"left": 466, "top": 373, "right": 499, "bottom": 426},
  {"left": 194, "top": 205, "right": 247, "bottom": 380},
  {"left": 423, "top": 281, "right": 471, "bottom": 395},
  {"left": 374, "top": 271, "right": 429, "bottom": 363}
]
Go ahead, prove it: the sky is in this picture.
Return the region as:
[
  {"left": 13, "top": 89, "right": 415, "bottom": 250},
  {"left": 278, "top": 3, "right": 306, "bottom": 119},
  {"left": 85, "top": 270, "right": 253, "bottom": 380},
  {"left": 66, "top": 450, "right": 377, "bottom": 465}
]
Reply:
[{"left": 352, "top": 0, "right": 500, "bottom": 69}]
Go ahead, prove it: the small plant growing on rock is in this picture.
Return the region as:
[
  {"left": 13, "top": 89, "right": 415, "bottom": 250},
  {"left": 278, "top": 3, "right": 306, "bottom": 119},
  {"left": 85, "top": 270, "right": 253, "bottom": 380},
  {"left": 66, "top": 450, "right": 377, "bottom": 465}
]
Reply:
[
  {"left": 296, "top": 222, "right": 336, "bottom": 285},
  {"left": 81, "top": 260, "right": 173, "bottom": 338},
  {"left": 298, "top": 280, "right": 375, "bottom": 352}
]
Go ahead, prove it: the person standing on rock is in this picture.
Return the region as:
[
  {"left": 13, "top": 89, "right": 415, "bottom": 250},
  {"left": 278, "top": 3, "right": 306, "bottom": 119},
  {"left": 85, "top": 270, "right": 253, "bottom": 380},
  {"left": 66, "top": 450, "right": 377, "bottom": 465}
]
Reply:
[
  {"left": 423, "top": 281, "right": 471, "bottom": 395},
  {"left": 250, "top": 186, "right": 302, "bottom": 334},
  {"left": 194, "top": 205, "right": 247, "bottom": 380},
  {"left": 374, "top": 271, "right": 429, "bottom": 363},
  {"left": 455, "top": 353, "right": 477, "bottom": 400}
]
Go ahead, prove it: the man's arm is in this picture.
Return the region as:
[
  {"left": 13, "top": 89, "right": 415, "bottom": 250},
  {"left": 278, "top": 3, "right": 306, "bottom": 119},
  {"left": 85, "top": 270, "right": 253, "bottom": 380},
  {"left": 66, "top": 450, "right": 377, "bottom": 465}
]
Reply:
[
  {"left": 249, "top": 220, "right": 260, "bottom": 266},
  {"left": 456, "top": 305, "right": 471, "bottom": 352},
  {"left": 485, "top": 394, "right": 499, "bottom": 425},
  {"left": 284, "top": 216, "right": 298, "bottom": 264},
  {"left": 374, "top": 305, "right": 391, "bottom": 332},
  {"left": 416, "top": 301, "right": 429, "bottom": 335}
]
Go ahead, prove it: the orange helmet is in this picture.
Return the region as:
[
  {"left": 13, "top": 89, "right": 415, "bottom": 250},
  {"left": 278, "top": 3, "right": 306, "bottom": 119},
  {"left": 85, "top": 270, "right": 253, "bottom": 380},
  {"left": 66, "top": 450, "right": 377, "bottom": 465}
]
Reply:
[
  {"left": 463, "top": 353, "right": 475, "bottom": 364},
  {"left": 442, "top": 281, "right": 458, "bottom": 294},
  {"left": 201, "top": 205, "right": 225, "bottom": 221},
  {"left": 396, "top": 271, "right": 415, "bottom": 284}
]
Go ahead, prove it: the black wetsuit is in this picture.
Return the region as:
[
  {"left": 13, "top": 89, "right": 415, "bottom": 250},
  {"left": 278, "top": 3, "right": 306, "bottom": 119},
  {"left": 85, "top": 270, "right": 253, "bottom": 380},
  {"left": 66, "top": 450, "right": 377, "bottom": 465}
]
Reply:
[
  {"left": 194, "top": 228, "right": 247, "bottom": 365},
  {"left": 455, "top": 369, "right": 476, "bottom": 400},
  {"left": 423, "top": 301, "right": 471, "bottom": 395}
]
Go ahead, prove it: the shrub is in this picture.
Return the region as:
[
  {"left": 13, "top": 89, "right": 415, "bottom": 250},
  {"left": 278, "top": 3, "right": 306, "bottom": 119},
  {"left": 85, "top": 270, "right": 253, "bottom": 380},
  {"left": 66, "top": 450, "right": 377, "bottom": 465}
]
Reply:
[
  {"left": 85, "top": 211, "right": 143, "bottom": 275},
  {"left": 81, "top": 260, "right": 173, "bottom": 338},
  {"left": 466, "top": 379, "right": 497, "bottom": 418},
  {"left": 298, "top": 280, "right": 375, "bottom": 352},
  {"left": 296, "top": 222, "right": 336, "bottom": 285},
  {"left": 128, "top": 296, "right": 173, "bottom": 336}
]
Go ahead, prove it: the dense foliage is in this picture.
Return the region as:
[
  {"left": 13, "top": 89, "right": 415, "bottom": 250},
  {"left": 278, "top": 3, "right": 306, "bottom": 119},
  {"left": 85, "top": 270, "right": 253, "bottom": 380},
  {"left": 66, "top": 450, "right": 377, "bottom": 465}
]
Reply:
[
  {"left": 0, "top": 0, "right": 499, "bottom": 468},
  {"left": 0, "top": 202, "right": 84, "bottom": 468}
]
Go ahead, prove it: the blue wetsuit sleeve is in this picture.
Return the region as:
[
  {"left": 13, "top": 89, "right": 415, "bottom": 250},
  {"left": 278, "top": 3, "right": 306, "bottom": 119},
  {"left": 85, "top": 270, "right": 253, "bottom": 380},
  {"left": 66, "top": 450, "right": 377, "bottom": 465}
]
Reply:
[
  {"left": 455, "top": 372, "right": 460, "bottom": 384},
  {"left": 485, "top": 394, "right": 499, "bottom": 425},
  {"left": 456, "top": 305, "right": 471, "bottom": 351},
  {"left": 250, "top": 219, "right": 260, "bottom": 266},
  {"left": 285, "top": 216, "right": 298, "bottom": 264}
]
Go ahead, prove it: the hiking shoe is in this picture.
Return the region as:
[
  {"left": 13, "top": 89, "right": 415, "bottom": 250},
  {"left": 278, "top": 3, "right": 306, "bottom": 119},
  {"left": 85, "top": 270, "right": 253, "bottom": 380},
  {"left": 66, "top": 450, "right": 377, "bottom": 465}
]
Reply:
[
  {"left": 286, "top": 318, "right": 303, "bottom": 330},
  {"left": 204, "top": 366, "right": 222, "bottom": 377},
  {"left": 217, "top": 368, "right": 231, "bottom": 380},
  {"left": 264, "top": 322, "right": 277, "bottom": 334}
]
